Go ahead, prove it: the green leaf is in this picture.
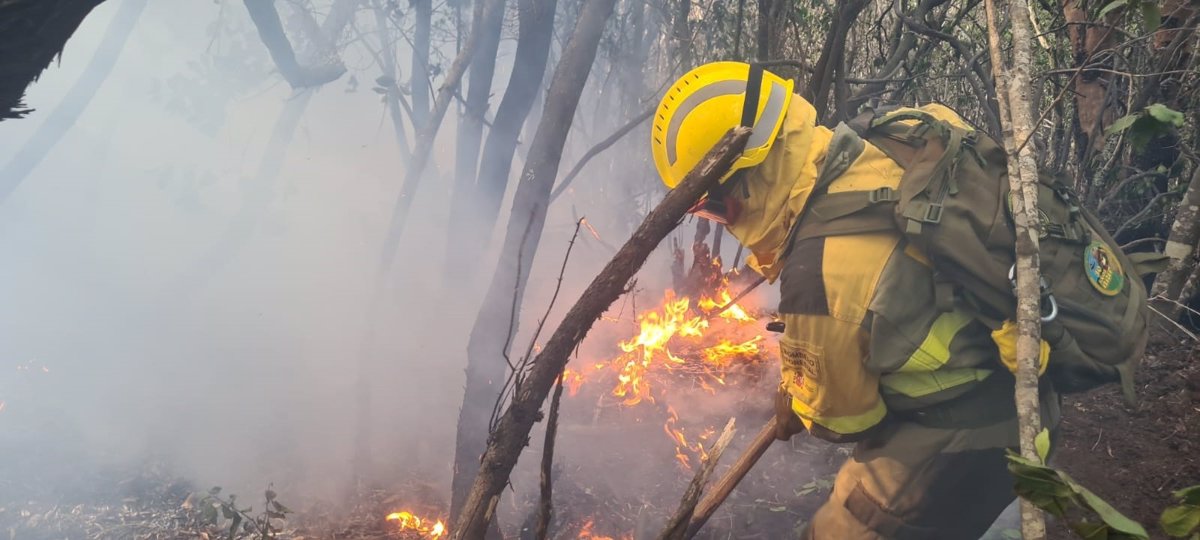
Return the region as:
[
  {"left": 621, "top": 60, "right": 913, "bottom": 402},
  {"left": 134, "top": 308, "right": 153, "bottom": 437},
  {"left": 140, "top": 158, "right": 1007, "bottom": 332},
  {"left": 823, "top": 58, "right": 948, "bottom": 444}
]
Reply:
[
  {"left": 1098, "top": 0, "right": 1127, "bottom": 17},
  {"left": 1162, "top": 504, "right": 1200, "bottom": 537},
  {"left": 1035, "top": 428, "right": 1051, "bottom": 463},
  {"left": 270, "top": 500, "right": 292, "bottom": 514},
  {"left": 1141, "top": 1, "right": 1161, "bottom": 32},
  {"left": 1176, "top": 486, "right": 1200, "bottom": 506},
  {"left": 1071, "top": 479, "right": 1150, "bottom": 538},
  {"left": 209, "top": 486, "right": 223, "bottom": 496},
  {"left": 1147, "top": 104, "right": 1185, "bottom": 127},
  {"left": 1106, "top": 113, "right": 1139, "bottom": 135},
  {"left": 265, "top": 489, "right": 277, "bottom": 502}
]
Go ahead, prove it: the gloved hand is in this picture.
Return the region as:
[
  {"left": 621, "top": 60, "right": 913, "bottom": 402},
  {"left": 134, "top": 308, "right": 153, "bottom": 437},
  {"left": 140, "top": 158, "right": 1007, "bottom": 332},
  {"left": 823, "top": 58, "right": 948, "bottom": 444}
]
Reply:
[
  {"left": 773, "top": 385, "right": 807, "bottom": 441},
  {"left": 991, "top": 319, "right": 1050, "bottom": 375}
]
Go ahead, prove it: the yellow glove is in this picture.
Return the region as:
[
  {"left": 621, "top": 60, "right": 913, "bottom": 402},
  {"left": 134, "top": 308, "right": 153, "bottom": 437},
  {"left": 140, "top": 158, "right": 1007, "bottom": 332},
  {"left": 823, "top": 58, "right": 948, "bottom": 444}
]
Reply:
[{"left": 991, "top": 319, "right": 1050, "bottom": 375}]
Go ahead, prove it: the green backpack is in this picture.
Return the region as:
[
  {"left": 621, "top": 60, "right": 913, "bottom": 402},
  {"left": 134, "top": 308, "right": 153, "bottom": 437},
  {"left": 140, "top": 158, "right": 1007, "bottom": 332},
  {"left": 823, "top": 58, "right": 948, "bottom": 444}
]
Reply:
[{"left": 792, "top": 105, "right": 1162, "bottom": 404}]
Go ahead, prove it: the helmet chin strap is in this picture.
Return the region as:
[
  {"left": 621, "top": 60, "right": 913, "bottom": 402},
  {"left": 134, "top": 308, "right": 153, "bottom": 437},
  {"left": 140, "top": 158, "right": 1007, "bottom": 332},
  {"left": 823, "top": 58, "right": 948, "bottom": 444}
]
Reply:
[{"left": 695, "top": 63, "right": 764, "bottom": 224}]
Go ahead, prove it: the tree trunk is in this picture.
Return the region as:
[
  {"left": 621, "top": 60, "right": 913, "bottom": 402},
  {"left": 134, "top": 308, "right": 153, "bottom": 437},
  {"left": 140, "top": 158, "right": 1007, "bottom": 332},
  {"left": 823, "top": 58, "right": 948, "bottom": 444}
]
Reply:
[
  {"left": 371, "top": 0, "right": 413, "bottom": 166},
  {"left": 1062, "top": 0, "right": 1118, "bottom": 162},
  {"left": 154, "top": 0, "right": 358, "bottom": 299},
  {"left": 449, "top": 0, "right": 618, "bottom": 525},
  {"left": 0, "top": 0, "right": 148, "bottom": 204},
  {"left": 243, "top": 0, "right": 346, "bottom": 88},
  {"left": 1152, "top": 166, "right": 1200, "bottom": 318},
  {"left": 442, "top": 0, "right": 559, "bottom": 280},
  {"left": 377, "top": 0, "right": 505, "bottom": 272},
  {"left": 411, "top": 0, "right": 433, "bottom": 130},
  {"left": 983, "top": 0, "right": 1047, "bottom": 538},
  {"left": 448, "top": 127, "right": 751, "bottom": 539},
  {"left": 445, "top": 0, "right": 509, "bottom": 282},
  {"left": 805, "top": 0, "right": 869, "bottom": 123}
]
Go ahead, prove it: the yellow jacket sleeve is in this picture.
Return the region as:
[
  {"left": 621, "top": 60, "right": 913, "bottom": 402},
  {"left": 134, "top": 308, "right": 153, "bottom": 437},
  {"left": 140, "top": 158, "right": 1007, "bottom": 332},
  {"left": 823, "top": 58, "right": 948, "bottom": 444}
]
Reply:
[{"left": 779, "top": 311, "right": 887, "bottom": 442}]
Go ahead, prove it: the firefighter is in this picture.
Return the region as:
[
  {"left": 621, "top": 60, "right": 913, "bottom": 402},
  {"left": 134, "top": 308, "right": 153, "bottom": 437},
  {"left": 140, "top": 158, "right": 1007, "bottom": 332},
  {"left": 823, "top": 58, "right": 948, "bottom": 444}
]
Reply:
[{"left": 650, "top": 61, "right": 1061, "bottom": 539}]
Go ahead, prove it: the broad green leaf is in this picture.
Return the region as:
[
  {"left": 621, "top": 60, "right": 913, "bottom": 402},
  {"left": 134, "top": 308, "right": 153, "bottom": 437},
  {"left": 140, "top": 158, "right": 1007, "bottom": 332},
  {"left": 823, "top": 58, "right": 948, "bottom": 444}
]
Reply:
[
  {"left": 1162, "top": 504, "right": 1200, "bottom": 537},
  {"left": 1176, "top": 486, "right": 1200, "bottom": 506},
  {"left": 1072, "top": 480, "right": 1150, "bottom": 538},
  {"left": 1106, "top": 114, "right": 1139, "bottom": 135},
  {"left": 1099, "top": 0, "right": 1128, "bottom": 17},
  {"left": 1035, "top": 428, "right": 1051, "bottom": 463},
  {"left": 1147, "top": 104, "right": 1185, "bottom": 127},
  {"left": 1141, "top": 1, "right": 1161, "bottom": 33}
]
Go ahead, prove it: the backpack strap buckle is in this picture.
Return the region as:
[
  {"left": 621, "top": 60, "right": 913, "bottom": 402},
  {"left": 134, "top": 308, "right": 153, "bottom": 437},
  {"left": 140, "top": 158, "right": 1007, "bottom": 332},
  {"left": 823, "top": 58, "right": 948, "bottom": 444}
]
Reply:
[
  {"left": 924, "top": 203, "right": 944, "bottom": 223},
  {"left": 868, "top": 186, "right": 899, "bottom": 204}
]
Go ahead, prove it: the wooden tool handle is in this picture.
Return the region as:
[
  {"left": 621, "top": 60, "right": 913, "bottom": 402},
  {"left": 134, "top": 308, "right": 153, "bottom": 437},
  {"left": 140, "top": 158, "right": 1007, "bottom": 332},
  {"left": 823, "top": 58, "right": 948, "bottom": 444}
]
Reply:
[{"left": 684, "top": 417, "right": 778, "bottom": 538}]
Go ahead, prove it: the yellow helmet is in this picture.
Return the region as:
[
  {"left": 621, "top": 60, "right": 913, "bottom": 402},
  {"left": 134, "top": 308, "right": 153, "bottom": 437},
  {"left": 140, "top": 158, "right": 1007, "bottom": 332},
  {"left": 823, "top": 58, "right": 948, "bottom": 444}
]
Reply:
[{"left": 651, "top": 62, "right": 794, "bottom": 189}]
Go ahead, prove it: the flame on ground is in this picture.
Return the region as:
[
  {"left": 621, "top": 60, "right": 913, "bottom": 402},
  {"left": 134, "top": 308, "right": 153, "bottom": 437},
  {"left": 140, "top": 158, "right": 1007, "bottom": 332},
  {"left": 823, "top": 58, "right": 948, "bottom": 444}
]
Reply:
[
  {"left": 577, "top": 518, "right": 632, "bottom": 540},
  {"left": 386, "top": 511, "right": 446, "bottom": 538},
  {"left": 603, "top": 287, "right": 763, "bottom": 406}
]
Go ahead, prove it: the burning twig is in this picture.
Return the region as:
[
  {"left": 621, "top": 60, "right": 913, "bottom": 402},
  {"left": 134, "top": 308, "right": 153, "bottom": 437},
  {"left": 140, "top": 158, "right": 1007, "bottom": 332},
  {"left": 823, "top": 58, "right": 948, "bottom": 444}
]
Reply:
[
  {"left": 685, "top": 417, "right": 780, "bottom": 538},
  {"left": 450, "top": 127, "right": 752, "bottom": 540},
  {"left": 535, "top": 374, "right": 566, "bottom": 540},
  {"left": 656, "top": 418, "right": 737, "bottom": 540}
]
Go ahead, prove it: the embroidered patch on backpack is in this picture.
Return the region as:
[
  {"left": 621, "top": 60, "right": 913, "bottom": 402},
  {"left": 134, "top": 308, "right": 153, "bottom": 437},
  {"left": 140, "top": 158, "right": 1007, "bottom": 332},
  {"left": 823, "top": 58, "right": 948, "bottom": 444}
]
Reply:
[{"left": 1084, "top": 240, "right": 1125, "bottom": 296}]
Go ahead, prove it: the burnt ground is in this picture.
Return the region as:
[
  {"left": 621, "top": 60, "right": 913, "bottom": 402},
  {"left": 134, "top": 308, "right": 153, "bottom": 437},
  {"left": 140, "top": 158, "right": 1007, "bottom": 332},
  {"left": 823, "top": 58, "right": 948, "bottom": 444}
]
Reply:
[
  {"left": 1, "top": 330, "right": 1196, "bottom": 539},
  {"left": 1045, "top": 330, "right": 1200, "bottom": 539}
]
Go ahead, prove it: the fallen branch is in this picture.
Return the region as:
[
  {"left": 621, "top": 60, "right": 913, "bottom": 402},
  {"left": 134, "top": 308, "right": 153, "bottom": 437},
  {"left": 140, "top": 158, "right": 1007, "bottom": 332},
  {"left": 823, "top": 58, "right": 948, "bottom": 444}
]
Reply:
[
  {"left": 685, "top": 417, "right": 778, "bottom": 538},
  {"left": 449, "top": 126, "right": 752, "bottom": 540},
  {"left": 658, "top": 418, "right": 738, "bottom": 540}
]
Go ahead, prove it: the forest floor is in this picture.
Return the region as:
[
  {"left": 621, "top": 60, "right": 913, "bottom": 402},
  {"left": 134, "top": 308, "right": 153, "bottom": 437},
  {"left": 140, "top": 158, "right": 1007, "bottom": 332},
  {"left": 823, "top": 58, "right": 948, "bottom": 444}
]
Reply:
[
  {"left": 1045, "top": 328, "right": 1200, "bottom": 539},
  {"left": 1, "top": 328, "right": 1196, "bottom": 539}
]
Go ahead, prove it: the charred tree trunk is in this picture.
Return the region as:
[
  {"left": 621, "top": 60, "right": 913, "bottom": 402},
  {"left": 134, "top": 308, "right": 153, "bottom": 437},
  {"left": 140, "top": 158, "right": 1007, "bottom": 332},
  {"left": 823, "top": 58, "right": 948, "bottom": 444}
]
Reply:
[
  {"left": 450, "top": 0, "right": 618, "bottom": 525},
  {"left": 449, "top": 127, "right": 752, "bottom": 539},
  {"left": 451, "top": 0, "right": 506, "bottom": 237},
  {"left": 0, "top": 0, "right": 148, "bottom": 204},
  {"left": 442, "top": 0, "right": 559, "bottom": 279},
  {"left": 411, "top": 0, "right": 433, "bottom": 129}
]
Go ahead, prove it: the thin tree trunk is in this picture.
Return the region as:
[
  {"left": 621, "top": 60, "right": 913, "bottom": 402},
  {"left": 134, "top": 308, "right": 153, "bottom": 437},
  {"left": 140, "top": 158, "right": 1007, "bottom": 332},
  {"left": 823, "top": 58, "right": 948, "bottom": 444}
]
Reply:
[
  {"left": 449, "top": 127, "right": 752, "bottom": 539},
  {"left": 806, "top": 0, "right": 869, "bottom": 123},
  {"left": 243, "top": 0, "right": 346, "bottom": 88},
  {"left": 983, "top": 0, "right": 1047, "bottom": 538},
  {"left": 377, "top": 0, "right": 505, "bottom": 273},
  {"left": 411, "top": 0, "right": 433, "bottom": 130},
  {"left": 449, "top": 0, "right": 618, "bottom": 525},
  {"left": 0, "top": 0, "right": 148, "bottom": 204},
  {"left": 451, "top": 0, "right": 506, "bottom": 230},
  {"left": 1152, "top": 165, "right": 1200, "bottom": 317},
  {"left": 442, "top": 0, "right": 559, "bottom": 279},
  {"left": 154, "top": 0, "right": 357, "bottom": 299},
  {"left": 371, "top": 0, "right": 413, "bottom": 166}
]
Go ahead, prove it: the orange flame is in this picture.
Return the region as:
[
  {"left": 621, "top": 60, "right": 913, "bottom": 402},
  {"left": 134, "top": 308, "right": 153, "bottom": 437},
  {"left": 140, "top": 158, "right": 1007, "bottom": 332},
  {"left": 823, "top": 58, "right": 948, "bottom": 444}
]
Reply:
[
  {"left": 577, "top": 518, "right": 631, "bottom": 540},
  {"left": 386, "top": 511, "right": 446, "bottom": 538}
]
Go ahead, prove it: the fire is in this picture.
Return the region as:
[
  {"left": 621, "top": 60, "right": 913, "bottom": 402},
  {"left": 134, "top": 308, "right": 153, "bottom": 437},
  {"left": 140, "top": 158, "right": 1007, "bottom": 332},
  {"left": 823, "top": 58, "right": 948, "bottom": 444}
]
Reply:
[
  {"left": 577, "top": 518, "right": 631, "bottom": 540},
  {"left": 386, "top": 511, "right": 446, "bottom": 538},
  {"left": 663, "top": 405, "right": 709, "bottom": 469},
  {"left": 564, "top": 278, "right": 769, "bottom": 469},
  {"left": 603, "top": 286, "right": 762, "bottom": 406}
]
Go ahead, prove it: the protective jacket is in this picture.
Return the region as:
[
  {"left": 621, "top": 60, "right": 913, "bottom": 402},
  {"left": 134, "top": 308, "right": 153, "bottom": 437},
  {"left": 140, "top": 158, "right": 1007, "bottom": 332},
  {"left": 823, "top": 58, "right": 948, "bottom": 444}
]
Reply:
[{"left": 728, "top": 99, "right": 1006, "bottom": 442}]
